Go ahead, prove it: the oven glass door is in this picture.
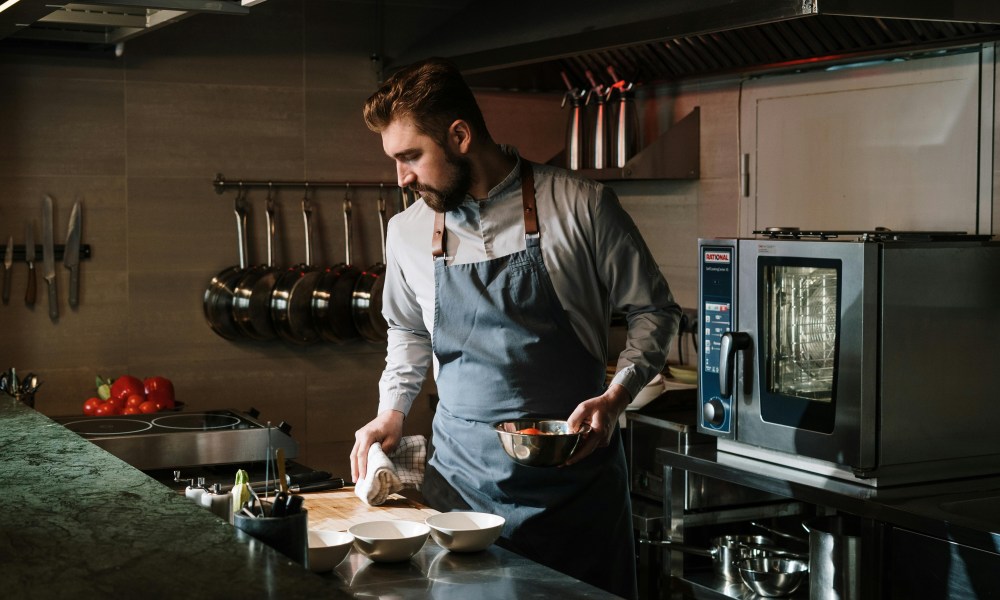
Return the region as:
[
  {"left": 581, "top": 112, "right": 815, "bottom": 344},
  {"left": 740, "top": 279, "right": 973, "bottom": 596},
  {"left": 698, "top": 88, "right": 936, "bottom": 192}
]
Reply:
[{"left": 759, "top": 257, "right": 841, "bottom": 433}]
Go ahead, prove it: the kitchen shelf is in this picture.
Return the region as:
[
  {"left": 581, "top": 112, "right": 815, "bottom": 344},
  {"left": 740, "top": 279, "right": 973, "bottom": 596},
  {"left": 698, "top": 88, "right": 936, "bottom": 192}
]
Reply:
[{"left": 548, "top": 106, "right": 700, "bottom": 181}]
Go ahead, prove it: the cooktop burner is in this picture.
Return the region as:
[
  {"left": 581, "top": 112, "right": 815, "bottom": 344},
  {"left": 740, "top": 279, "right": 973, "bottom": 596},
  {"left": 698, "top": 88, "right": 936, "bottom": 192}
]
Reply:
[
  {"left": 756, "top": 227, "right": 992, "bottom": 242},
  {"left": 52, "top": 409, "right": 297, "bottom": 470}
]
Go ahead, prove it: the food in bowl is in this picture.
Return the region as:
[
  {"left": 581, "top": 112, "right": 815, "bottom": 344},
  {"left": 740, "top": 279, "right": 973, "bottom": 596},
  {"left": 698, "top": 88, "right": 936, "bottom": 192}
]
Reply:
[
  {"left": 494, "top": 419, "right": 589, "bottom": 467},
  {"left": 348, "top": 520, "right": 430, "bottom": 563},
  {"left": 307, "top": 530, "right": 354, "bottom": 573},
  {"left": 425, "top": 511, "right": 505, "bottom": 552}
]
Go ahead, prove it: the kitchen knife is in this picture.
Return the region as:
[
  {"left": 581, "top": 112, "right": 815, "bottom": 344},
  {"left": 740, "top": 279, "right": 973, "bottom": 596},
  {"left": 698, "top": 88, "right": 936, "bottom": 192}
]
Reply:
[
  {"left": 42, "top": 195, "right": 58, "bottom": 320},
  {"left": 63, "top": 199, "right": 82, "bottom": 308},
  {"left": 219, "top": 470, "right": 333, "bottom": 493},
  {"left": 2, "top": 235, "right": 11, "bottom": 304},
  {"left": 288, "top": 478, "right": 347, "bottom": 494},
  {"left": 24, "top": 222, "right": 36, "bottom": 306}
]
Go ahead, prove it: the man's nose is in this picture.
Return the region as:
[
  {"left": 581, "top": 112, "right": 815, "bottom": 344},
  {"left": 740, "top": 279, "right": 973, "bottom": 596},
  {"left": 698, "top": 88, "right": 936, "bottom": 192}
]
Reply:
[{"left": 397, "top": 163, "right": 416, "bottom": 188}]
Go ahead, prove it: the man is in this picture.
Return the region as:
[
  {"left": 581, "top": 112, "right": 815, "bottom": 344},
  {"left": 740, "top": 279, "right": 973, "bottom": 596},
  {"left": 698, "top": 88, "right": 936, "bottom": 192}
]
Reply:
[{"left": 351, "top": 57, "right": 679, "bottom": 599}]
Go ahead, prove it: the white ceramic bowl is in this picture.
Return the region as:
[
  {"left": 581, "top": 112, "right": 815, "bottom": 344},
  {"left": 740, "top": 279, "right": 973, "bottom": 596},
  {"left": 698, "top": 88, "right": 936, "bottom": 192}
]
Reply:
[
  {"left": 425, "top": 511, "right": 505, "bottom": 552},
  {"left": 348, "top": 520, "right": 430, "bottom": 563},
  {"left": 307, "top": 530, "right": 354, "bottom": 573}
]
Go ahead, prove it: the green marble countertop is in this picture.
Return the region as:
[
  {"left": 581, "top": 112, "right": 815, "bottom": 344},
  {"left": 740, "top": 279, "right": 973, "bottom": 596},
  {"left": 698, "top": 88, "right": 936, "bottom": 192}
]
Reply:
[{"left": 0, "top": 399, "right": 347, "bottom": 598}]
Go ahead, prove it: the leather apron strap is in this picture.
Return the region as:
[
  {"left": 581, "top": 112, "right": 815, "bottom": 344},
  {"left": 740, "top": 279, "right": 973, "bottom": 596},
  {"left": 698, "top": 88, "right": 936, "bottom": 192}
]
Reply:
[{"left": 431, "top": 161, "right": 536, "bottom": 258}]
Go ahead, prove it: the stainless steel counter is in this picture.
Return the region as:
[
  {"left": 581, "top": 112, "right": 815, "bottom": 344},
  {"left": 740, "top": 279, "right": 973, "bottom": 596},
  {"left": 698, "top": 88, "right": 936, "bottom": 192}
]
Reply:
[
  {"left": 323, "top": 537, "right": 620, "bottom": 599},
  {"left": 655, "top": 444, "right": 1000, "bottom": 555}
]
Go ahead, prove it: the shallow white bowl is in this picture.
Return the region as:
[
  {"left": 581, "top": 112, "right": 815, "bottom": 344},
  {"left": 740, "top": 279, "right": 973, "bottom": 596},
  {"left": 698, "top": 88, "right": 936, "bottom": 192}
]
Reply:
[
  {"left": 348, "top": 520, "right": 430, "bottom": 563},
  {"left": 425, "top": 511, "right": 505, "bottom": 553},
  {"left": 307, "top": 530, "right": 354, "bottom": 573}
]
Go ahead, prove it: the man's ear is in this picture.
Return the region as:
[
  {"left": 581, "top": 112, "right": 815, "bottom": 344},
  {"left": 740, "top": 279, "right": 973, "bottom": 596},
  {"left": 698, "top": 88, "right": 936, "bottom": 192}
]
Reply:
[{"left": 448, "top": 119, "right": 473, "bottom": 154}]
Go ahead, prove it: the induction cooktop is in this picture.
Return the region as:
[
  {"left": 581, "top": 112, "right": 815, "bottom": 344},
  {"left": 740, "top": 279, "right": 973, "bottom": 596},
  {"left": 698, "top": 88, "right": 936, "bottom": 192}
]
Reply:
[{"left": 52, "top": 409, "right": 298, "bottom": 470}]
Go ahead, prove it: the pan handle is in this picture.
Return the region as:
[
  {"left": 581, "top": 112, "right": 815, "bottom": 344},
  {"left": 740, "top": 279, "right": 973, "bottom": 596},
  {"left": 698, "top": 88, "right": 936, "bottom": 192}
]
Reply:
[
  {"left": 343, "top": 189, "right": 353, "bottom": 265},
  {"left": 265, "top": 184, "right": 276, "bottom": 268},
  {"left": 234, "top": 185, "right": 249, "bottom": 270},
  {"left": 301, "top": 188, "right": 313, "bottom": 266},
  {"left": 638, "top": 538, "right": 717, "bottom": 558},
  {"left": 377, "top": 185, "right": 387, "bottom": 263}
]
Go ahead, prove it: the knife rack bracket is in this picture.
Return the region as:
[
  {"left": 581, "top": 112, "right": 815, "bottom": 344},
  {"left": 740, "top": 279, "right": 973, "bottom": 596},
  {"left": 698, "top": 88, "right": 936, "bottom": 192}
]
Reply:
[
  {"left": 2, "top": 244, "right": 91, "bottom": 263},
  {"left": 213, "top": 173, "right": 397, "bottom": 194}
]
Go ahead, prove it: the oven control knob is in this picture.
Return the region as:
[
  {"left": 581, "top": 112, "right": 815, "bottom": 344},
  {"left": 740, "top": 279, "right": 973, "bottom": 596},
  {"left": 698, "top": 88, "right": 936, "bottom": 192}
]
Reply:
[{"left": 703, "top": 399, "right": 726, "bottom": 427}]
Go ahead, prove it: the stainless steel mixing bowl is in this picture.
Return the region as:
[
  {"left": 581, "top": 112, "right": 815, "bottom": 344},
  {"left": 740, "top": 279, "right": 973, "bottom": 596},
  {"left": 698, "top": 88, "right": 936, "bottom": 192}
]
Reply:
[
  {"left": 737, "top": 557, "right": 809, "bottom": 597},
  {"left": 494, "top": 420, "right": 589, "bottom": 467}
]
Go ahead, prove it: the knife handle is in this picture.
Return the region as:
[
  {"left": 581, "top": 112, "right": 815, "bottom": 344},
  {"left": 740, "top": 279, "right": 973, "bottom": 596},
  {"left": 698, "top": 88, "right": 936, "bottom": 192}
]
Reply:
[
  {"left": 68, "top": 266, "right": 79, "bottom": 308},
  {"left": 25, "top": 265, "right": 36, "bottom": 306},
  {"left": 46, "top": 278, "right": 58, "bottom": 320},
  {"left": 1, "top": 266, "right": 9, "bottom": 304}
]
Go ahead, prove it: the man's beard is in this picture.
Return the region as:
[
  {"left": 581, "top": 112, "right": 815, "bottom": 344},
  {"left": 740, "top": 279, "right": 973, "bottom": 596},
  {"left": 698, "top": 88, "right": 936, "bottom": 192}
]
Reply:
[{"left": 414, "top": 150, "right": 472, "bottom": 213}]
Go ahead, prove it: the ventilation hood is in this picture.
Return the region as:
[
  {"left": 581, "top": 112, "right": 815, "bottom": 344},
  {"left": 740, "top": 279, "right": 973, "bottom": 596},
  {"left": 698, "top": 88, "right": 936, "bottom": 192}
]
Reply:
[
  {"left": 387, "top": 0, "right": 1000, "bottom": 91},
  {"left": 0, "top": 0, "right": 261, "bottom": 53}
]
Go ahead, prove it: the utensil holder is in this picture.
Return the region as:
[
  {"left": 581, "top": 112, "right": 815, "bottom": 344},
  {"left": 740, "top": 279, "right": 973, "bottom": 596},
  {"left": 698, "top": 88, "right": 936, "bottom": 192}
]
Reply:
[{"left": 234, "top": 504, "right": 309, "bottom": 567}]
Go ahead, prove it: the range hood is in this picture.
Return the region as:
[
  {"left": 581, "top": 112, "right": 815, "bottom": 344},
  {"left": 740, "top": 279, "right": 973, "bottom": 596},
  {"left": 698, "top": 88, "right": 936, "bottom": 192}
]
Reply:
[
  {"left": 0, "top": 0, "right": 260, "bottom": 52},
  {"left": 387, "top": 0, "right": 1000, "bottom": 91}
]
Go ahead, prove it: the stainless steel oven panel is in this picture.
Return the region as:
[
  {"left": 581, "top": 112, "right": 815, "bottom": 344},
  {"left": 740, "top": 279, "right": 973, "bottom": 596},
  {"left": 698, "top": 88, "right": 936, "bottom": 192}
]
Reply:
[
  {"left": 735, "top": 239, "right": 879, "bottom": 470},
  {"left": 878, "top": 244, "right": 1000, "bottom": 469}
]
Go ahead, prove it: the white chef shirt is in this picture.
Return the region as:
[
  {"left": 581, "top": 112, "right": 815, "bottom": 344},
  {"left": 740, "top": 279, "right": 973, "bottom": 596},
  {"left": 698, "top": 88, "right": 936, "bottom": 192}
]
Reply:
[{"left": 377, "top": 150, "right": 680, "bottom": 415}]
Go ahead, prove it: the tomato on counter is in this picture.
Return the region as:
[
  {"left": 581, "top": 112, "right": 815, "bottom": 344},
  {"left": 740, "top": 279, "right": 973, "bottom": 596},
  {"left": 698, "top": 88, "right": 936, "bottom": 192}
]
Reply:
[
  {"left": 110, "top": 376, "right": 144, "bottom": 402},
  {"left": 82, "top": 375, "right": 177, "bottom": 416}
]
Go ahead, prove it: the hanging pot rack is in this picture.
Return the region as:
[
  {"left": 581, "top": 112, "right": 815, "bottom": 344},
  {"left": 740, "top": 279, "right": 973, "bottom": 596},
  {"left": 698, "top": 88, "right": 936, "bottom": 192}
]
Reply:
[{"left": 213, "top": 173, "right": 399, "bottom": 195}]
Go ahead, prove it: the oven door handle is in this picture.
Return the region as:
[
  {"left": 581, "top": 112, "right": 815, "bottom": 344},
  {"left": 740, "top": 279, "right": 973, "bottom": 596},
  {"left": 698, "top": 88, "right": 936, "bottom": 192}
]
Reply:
[{"left": 719, "top": 332, "right": 751, "bottom": 398}]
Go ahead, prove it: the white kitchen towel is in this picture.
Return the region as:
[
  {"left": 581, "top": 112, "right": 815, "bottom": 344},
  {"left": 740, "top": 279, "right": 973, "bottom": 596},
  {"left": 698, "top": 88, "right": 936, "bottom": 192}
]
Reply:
[{"left": 355, "top": 435, "right": 427, "bottom": 506}]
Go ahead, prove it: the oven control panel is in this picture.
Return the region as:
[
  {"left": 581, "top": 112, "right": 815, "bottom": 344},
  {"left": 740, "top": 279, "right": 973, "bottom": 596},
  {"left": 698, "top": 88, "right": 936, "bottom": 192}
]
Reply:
[{"left": 698, "top": 242, "right": 735, "bottom": 438}]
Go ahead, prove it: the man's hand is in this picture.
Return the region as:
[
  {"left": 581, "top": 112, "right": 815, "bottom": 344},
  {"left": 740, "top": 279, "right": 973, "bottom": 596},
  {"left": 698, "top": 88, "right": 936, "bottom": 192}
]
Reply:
[
  {"left": 564, "top": 383, "right": 632, "bottom": 466},
  {"left": 350, "top": 409, "right": 405, "bottom": 483}
]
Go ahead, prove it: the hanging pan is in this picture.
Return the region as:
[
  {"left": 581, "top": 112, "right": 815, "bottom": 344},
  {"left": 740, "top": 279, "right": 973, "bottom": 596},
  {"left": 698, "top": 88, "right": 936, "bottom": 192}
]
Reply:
[
  {"left": 270, "top": 191, "right": 320, "bottom": 345},
  {"left": 351, "top": 185, "right": 390, "bottom": 343},
  {"left": 312, "top": 188, "right": 361, "bottom": 343},
  {"left": 203, "top": 186, "right": 250, "bottom": 340},
  {"left": 232, "top": 185, "right": 281, "bottom": 341}
]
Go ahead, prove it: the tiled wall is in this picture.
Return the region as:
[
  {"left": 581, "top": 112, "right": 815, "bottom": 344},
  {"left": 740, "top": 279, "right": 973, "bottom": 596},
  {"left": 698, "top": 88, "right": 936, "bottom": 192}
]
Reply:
[{"left": 0, "top": 0, "right": 719, "bottom": 477}]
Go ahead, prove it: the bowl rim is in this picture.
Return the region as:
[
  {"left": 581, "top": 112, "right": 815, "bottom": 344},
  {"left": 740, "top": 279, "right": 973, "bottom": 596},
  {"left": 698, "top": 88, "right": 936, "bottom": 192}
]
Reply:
[
  {"left": 308, "top": 529, "right": 355, "bottom": 548},
  {"left": 348, "top": 519, "right": 431, "bottom": 540},
  {"left": 425, "top": 511, "right": 506, "bottom": 531},
  {"left": 493, "top": 419, "right": 591, "bottom": 436}
]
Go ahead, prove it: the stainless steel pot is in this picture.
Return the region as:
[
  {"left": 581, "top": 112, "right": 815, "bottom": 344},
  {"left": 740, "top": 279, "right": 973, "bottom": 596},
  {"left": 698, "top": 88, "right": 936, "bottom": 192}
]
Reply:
[
  {"left": 643, "top": 534, "right": 777, "bottom": 582},
  {"left": 802, "top": 516, "right": 863, "bottom": 599},
  {"left": 203, "top": 189, "right": 249, "bottom": 340}
]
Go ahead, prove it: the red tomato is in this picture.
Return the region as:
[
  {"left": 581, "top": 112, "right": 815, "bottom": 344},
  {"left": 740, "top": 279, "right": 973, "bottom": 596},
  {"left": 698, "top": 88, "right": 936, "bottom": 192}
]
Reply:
[
  {"left": 123, "top": 407, "right": 141, "bottom": 415},
  {"left": 138, "top": 400, "right": 158, "bottom": 414},
  {"left": 148, "top": 389, "right": 174, "bottom": 411},
  {"left": 106, "top": 396, "right": 126, "bottom": 412},
  {"left": 516, "top": 427, "right": 545, "bottom": 435},
  {"left": 83, "top": 397, "right": 102, "bottom": 416},
  {"left": 143, "top": 376, "right": 174, "bottom": 400},
  {"left": 110, "top": 375, "right": 145, "bottom": 402},
  {"left": 94, "top": 402, "right": 111, "bottom": 416},
  {"left": 125, "top": 394, "right": 145, "bottom": 409}
]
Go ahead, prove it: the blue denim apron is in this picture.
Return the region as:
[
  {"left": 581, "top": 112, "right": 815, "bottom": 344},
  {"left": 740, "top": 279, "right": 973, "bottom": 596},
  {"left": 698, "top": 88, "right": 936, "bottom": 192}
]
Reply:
[{"left": 424, "top": 162, "right": 637, "bottom": 599}]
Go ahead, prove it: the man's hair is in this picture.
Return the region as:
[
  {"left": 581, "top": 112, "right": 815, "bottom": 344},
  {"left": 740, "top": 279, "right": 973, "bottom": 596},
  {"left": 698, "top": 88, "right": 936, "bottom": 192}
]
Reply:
[{"left": 363, "top": 57, "right": 490, "bottom": 145}]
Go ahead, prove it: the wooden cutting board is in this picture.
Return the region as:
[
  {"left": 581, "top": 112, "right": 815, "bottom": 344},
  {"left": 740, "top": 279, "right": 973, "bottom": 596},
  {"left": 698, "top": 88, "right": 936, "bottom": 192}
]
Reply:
[{"left": 303, "top": 487, "right": 439, "bottom": 532}]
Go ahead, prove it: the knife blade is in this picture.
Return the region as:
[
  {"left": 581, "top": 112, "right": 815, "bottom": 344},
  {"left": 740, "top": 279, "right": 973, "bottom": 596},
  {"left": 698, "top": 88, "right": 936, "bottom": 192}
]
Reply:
[
  {"left": 2, "top": 235, "right": 11, "bottom": 304},
  {"left": 42, "top": 195, "right": 58, "bottom": 320},
  {"left": 24, "top": 222, "right": 36, "bottom": 306},
  {"left": 63, "top": 199, "right": 82, "bottom": 308}
]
